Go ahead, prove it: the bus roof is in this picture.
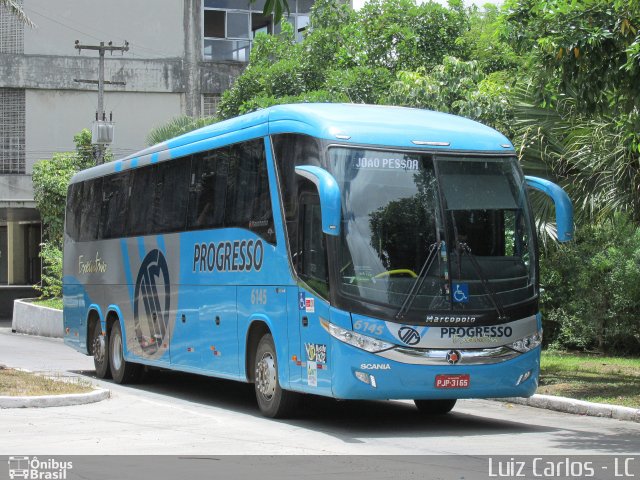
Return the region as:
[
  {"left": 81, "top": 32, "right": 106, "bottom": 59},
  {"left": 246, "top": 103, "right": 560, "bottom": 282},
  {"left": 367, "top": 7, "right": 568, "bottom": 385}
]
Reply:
[{"left": 71, "top": 103, "right": 514, "bottom": 184}]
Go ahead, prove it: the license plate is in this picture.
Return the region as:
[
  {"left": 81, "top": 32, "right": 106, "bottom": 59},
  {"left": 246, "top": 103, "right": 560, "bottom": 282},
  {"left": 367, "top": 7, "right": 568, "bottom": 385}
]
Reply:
[{"left": 435, "top": 374, "right": 470, "bottom": 389}]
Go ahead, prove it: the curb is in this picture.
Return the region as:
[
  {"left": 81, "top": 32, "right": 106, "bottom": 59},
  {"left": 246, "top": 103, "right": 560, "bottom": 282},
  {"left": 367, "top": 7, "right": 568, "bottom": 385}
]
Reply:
[
  {"left": 0, "top": 388, "right": 110, "bottom": 409},
  {"left": 12, "top": 298, "right": 64, "bottom": 338},
  {"left": 497, "top": 394, "right": 640, "bottom": 423}
]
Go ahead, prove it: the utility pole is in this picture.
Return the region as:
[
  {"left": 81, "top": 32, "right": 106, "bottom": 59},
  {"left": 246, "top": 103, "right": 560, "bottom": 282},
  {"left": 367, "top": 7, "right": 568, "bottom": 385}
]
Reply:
[{"left": 73, "top": 40, "right": 129, "bottom": 164}]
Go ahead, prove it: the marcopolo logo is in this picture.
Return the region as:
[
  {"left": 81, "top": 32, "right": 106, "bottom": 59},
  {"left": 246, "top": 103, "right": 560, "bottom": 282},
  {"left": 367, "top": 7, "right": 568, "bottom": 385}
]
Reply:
[
  {"left": 398, "top": 326, "right": 421, "bottom": 346},
  {"left": 8, "top": 456, "right": 72, "bottom": 480},
  {"left": 134, "top": 249, "right": 170, "bottom": 355}
]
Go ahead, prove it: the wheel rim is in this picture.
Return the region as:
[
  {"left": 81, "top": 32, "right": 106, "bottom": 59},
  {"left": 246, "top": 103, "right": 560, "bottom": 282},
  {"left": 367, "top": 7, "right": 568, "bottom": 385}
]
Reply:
[
  {"left": 93, "top": 332, "right": 106, "bottom": 366},
  {"left": 112, "top": 333, "right": 123, "bottom": 371},
  {"left": 255, "top": 351, "right": 277, "bottom": 400}
]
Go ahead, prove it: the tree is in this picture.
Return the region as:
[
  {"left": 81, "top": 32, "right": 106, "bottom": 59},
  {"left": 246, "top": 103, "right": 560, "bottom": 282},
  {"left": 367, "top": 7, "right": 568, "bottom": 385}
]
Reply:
[
  {"left": 32, "top": 130, "right": 100, "bottom": 298},
  {"left": 146, "top": 115, "right": 217, "bottom": 146},
  {"left": 0, "top": 0, "right": 35, "bottom": 26},
  {"left": 502, "top": 0, "right": 640, "bottom": 115},
  {"left": 218, "top": 0, "right": 470, "bottom": 119},
  {"left": 250, "top": 0, "right": 290, "bottom": 25}
]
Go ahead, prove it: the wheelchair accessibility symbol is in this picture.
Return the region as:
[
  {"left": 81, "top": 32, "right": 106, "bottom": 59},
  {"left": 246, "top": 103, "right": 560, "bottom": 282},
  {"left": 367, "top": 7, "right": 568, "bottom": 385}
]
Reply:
[{"left": 452, "top": 283, "right": 469, "bottom": 303}]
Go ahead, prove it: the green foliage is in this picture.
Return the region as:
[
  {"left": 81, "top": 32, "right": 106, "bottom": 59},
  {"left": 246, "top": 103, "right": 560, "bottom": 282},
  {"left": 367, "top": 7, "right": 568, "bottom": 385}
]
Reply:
[
  {"left": 541, "top": 215, "right": 640, "bottom": 354},
  {"left": 218, "top": 0, "right": 471, "bottom": 119},
  {"left": 33, "top": 152, "right": 85, "bottom": 246},
  {"left": 512, "top": 87, "right": 640, "bottom": 224},
  {"left": 502, "top": 0, "right": 640, "bottom": 115},
  {"left": 250, "top": 0, "right": 290, "bottom": 25},
  {"left": 32, "top": 129, "right": 99, "bottom": 298},
  {"left": 35, "top": 243, "right": 62, "bottom": 299},
  {"left": 386, "top": 58, "right": 513, "bottom": 135},
  {"left": 146, "top": 115, "right": 217, "bottom": 146}
]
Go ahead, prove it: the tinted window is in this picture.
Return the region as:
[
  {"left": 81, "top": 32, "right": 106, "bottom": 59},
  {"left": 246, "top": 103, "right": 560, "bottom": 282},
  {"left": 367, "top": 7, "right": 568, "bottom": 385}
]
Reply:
[
  {"left": 188, "top": 139, "right": 275, "bottom": 243},
  {"left": 126, "top": 166, "right": 156, "bottom": 237},
  {"left": 153, "top": 158, "right": 190, "bottom": 233},
  {"left": 272, "top": 134, "right": 322, "bottom": 261},
  {"left": 65, "top": 182, "right": 83, "bottom": 241},
  {"left": 99, "top": 171, "right": 130, "bottom": 239},
  {"left": 78, "top": 177, "right": 103, "bottom": 242},
  {"left": 226, "top": 140, "right": 275, "bottom": 243},
  {"left": 188, "top": 148, "right": 229, "bottom": 230}
]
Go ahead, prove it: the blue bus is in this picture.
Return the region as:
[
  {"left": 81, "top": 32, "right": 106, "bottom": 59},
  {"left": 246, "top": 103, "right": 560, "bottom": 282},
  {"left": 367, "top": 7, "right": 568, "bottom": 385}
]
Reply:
[{"left": 63, "top": 103, "right": 572, "bottom": 418}]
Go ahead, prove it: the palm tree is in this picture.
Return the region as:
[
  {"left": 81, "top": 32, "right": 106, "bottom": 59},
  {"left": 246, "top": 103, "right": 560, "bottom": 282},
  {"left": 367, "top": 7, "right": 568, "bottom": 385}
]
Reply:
[
  {"left": 512, "top": 84, "right": 640, "bottom": 228},
  {"left": 250, "top": 0, "right": 290, "bottom": 24},
  {"left": 1, "top": 0, "right": 35, "bottom": 27},
  {"left": 146, "top": 115, "right": 217, "bottom": 146}
]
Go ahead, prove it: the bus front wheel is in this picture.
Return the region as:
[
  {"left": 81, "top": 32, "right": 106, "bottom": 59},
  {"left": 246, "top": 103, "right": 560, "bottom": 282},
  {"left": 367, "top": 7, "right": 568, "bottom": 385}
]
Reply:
[
  {"left": 108, "top": 321, "right": 141, "bottom": 384},
  {"left": 414, "top": 399, "right": 457, "bottom": 414},
  {"left": 254, "top": 333, "right": 298, "bottom": 418},
  {"left": 92, "top": 321, "right": 111, "bottom": 379}
]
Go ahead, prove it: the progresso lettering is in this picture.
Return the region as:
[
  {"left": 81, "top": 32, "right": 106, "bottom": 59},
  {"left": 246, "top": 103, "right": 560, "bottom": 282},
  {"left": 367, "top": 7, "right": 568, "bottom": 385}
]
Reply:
[
  {"left": 193, "top": 239, "right": 264, "bottom": 273},
  {"left": 440, "top": 326, "right": 513, "bottom": 339}
]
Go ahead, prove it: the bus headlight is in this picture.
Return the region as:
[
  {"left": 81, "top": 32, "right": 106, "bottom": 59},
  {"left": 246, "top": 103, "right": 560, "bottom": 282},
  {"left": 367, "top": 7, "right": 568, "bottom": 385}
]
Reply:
[
  {"left": 510, "top": 330, "right": 543, "bottom": 353},
  {"left": 320, "top": 319, "right": 394, "bottom": 353}
]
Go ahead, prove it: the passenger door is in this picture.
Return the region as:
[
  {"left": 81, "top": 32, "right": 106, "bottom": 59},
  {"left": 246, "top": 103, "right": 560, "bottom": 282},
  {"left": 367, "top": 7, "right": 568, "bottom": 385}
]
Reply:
[{"left": 296, "top": 195, "right": 332, "bottom": 394}]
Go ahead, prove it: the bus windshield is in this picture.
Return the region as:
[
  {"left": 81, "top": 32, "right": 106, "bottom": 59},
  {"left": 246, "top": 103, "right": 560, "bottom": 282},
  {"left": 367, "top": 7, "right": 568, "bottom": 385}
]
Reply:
[{"left": 327, "top": 147, "right": 536, "bottom": 319}]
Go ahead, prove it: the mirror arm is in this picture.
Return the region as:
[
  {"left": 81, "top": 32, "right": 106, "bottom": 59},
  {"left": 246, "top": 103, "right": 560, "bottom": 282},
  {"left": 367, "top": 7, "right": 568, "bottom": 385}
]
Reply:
[
  {"left": 295, "top": 166, "right": 341, "bottom": 236},
  {"left": 525, "top": 176, "right": 574, "bottom": 242}
]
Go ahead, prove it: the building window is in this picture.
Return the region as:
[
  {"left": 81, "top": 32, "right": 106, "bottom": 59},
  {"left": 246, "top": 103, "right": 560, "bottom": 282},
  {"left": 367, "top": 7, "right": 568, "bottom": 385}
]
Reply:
[
  {"left": 0, "top": 89, "right": 26, "bottom": 174},
  {"left": 202, "top": 94, "right": 221, "bottom": 117},
  {"left": 203, "top": 0, "right": 314, "bottom": 62},
  {"left": 0, "top": 0, "right": 25, "bottom": 54}
]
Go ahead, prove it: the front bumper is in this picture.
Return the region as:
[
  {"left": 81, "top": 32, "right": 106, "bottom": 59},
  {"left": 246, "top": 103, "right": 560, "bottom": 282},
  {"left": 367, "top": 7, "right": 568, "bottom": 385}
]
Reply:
[{"left": 329, "top": 339, "right": 540, "bottom": 400}]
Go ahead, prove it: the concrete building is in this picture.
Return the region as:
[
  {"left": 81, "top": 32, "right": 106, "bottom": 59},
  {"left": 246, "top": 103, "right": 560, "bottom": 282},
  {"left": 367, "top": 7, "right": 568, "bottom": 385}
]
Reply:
[{"left": 0, "top": 0, "right": 315, "bottom": 317}]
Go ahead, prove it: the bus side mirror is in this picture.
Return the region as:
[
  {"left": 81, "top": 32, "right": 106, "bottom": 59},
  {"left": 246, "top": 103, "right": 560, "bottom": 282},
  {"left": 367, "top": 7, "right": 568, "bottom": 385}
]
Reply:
[
  {"left": 295, "top": 165, "right": 341, "bottom": 236},
  {"left": 525, "top": 176, "right": 574, "bottom": 242}
]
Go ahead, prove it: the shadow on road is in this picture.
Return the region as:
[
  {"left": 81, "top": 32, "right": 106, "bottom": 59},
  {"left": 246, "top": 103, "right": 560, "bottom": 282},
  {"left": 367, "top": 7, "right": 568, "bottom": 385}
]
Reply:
[{"left": 69, "top": 367, "right": 573, "bottom": 444}]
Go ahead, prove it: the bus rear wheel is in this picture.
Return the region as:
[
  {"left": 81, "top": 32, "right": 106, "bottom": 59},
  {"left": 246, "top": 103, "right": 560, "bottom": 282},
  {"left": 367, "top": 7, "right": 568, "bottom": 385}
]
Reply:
[
  {"left": 108, "top": 321, "right": 141, "bottom": 384},
  {"left": 92, "top": 321, "right": 111, "bottom": 379},
  {"left": 414, "top": 399, "right": 457, "bottom": 414},
  {"left": 254, "top": 333, "right": 298, "bottom": 418}
]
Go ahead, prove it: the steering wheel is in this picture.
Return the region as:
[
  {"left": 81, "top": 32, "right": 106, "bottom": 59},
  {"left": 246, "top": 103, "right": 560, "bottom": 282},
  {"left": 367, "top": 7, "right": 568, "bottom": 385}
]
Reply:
[{"left": 373, "top": 269, "right": 418, "bottom": 279}]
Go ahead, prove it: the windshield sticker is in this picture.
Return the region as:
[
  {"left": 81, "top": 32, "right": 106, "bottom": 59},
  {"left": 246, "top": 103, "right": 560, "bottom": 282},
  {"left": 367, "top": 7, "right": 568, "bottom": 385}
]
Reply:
[
  {"left": 452, "top": 283, "right": 469, "bottom": 303},
  {"left": 354, "top": 157, "right": 420, "bottom": 170}
]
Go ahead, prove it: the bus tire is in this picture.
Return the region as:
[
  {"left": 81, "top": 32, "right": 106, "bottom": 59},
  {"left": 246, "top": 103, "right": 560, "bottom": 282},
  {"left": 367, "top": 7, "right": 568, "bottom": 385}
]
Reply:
[
  {"left": 414, "top": 399, "right": 457, "bottom": 414},
  {"left": 108, "top": 321, "right": 141, "bottom": 384},
  {"left": 92, "top": 320, "right": 111, "bottom": 379},
  {"left": 254, "top": 333, "right": 298, "bottom": 418}
]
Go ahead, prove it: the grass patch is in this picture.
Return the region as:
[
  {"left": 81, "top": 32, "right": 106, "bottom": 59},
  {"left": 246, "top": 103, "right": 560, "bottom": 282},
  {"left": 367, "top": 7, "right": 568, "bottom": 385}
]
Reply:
[
  {"left": 0, "top": 367, "right": 93, "bottom": 396},
  {"left": 539, "top": 351, "right": 640, "bottom": 408},
  {"left": 32, "top": 297, "right": 63, "bottom": 310}
]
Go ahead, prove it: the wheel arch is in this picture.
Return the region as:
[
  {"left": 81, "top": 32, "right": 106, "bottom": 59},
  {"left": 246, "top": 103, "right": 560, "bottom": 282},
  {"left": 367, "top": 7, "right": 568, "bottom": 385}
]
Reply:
[{"left": 85, "top": 305, "right": 103, "bottom": 355}]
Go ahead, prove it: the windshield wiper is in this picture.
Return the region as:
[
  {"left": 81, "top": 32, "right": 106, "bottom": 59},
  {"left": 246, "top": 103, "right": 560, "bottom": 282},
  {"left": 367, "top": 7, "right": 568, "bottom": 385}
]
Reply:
[
  {"left": 456, "top": 242, "right": 508, "bottom": 322},
  {"left": 395, "top": 241, "right": 439, "bottom": 321}
]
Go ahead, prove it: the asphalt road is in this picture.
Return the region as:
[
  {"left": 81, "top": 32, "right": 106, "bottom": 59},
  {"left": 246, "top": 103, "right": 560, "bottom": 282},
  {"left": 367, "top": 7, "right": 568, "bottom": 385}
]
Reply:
[{"left": 1, "top": 327, "right": 639, "bottom": 457}]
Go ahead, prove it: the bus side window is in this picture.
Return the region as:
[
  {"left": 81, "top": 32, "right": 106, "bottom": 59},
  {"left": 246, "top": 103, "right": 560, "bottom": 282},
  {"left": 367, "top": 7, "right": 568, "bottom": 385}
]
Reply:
[
  {"left": 100, "top": 171, "right": 130, "bottom": 239},
  {"left": 152, "top": 157, "right": 190, "bottom": 234},
  {"left": 298, "top": 193, "right": 329, "bottom": 298},
  {"left": 126, "top": 166, "right": 156, "bottom": 237},
  {"left": 79, "top": 177, "right": 102, "bottom": 242}
]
